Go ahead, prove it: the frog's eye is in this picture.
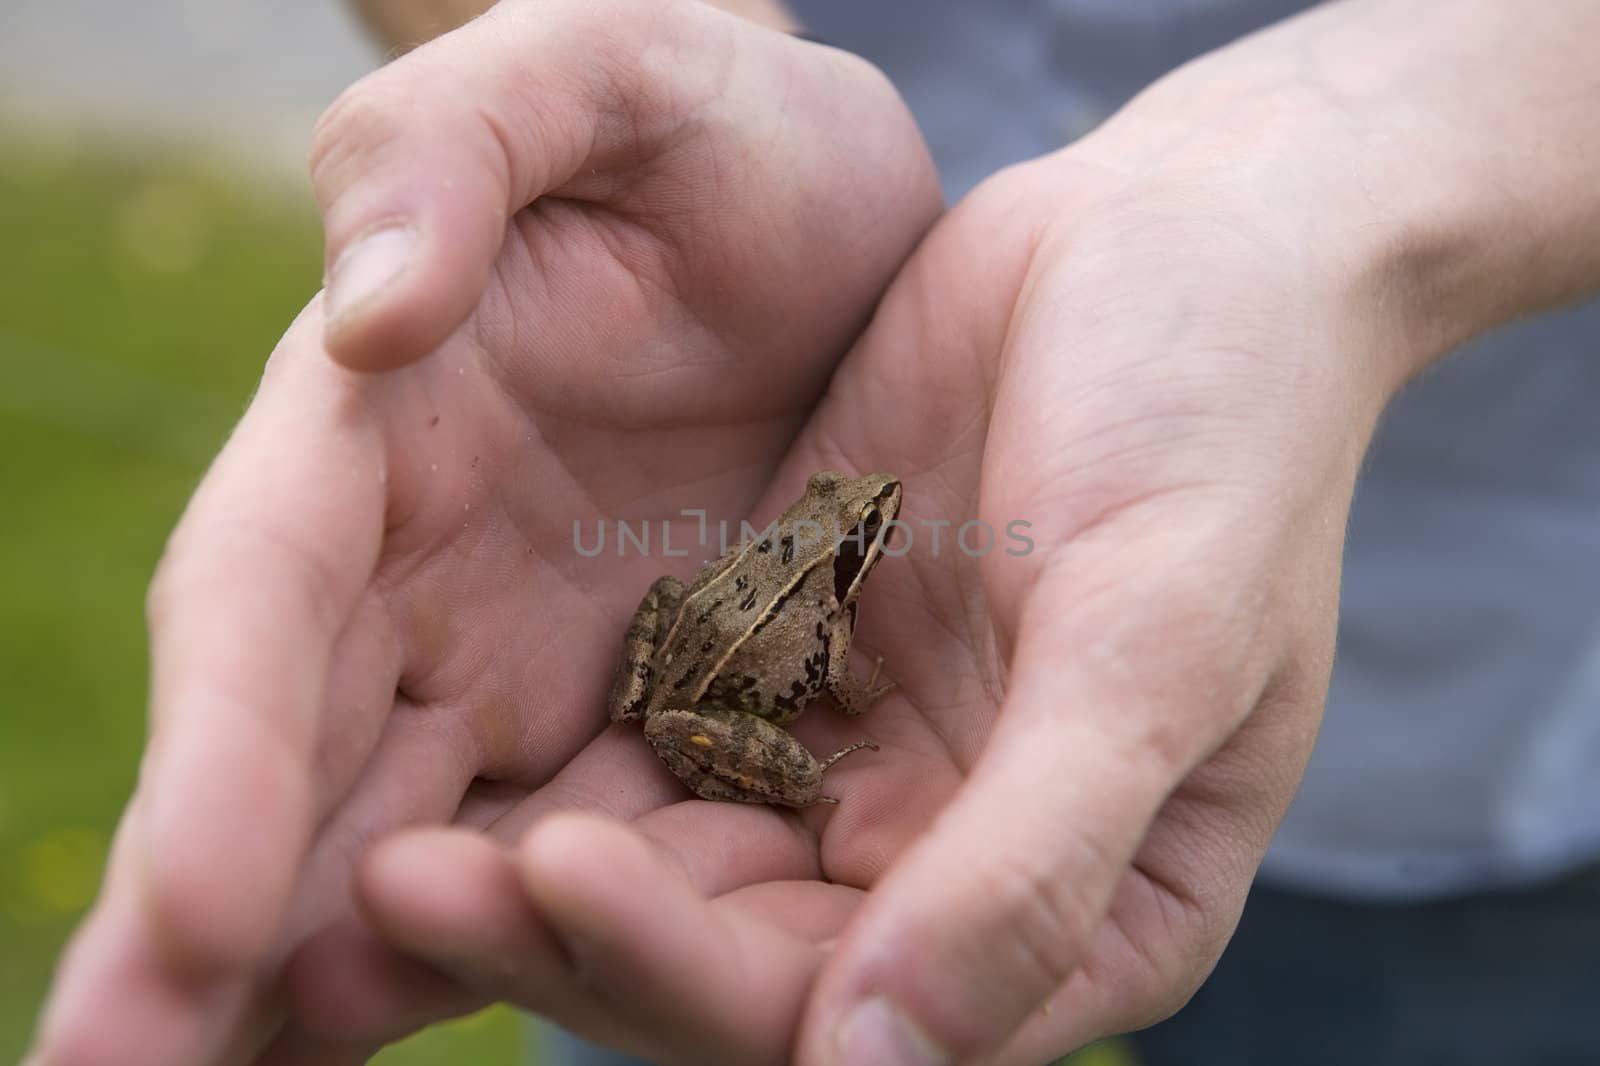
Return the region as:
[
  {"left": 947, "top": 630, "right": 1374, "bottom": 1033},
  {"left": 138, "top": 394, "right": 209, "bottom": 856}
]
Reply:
[{"left": 859, "top": 503, "right": 883, "bottom": 539}]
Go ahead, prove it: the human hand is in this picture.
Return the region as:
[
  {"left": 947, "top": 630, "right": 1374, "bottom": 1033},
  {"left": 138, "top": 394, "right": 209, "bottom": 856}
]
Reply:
[
  {"left": 314, "top": 3, "right": 1600, "bottom": 1064},
  {"left": 26, "top": 2, "right": 938, "bottom": 1063}
]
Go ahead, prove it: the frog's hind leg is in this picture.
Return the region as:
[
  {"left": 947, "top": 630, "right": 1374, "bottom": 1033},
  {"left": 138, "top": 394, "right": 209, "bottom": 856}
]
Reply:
[
  {"left": 817, "top": 739, "right": 878, "bottom": 773},
  {"left": 824, "top": 606, "right": 895, "bottom": 717},
  {"left": 645, "top": 706, "right": 874, "bottom": 807},
  {"left": 607, "top": 575, "right": 685, "bottom": 722}
]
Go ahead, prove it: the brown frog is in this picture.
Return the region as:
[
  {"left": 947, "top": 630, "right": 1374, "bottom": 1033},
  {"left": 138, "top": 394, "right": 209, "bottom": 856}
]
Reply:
[{"left": 607, "top": 471, "right": 902, "bottom": 806}]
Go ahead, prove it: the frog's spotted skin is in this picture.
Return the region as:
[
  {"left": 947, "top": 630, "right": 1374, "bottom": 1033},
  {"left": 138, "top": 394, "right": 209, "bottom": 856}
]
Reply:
[{"left": 607, "top": 472, "right": 900, "bottom": 806}]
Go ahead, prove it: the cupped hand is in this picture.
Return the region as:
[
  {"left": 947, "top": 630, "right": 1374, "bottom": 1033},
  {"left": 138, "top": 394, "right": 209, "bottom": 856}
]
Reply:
[
  {"left": 321, "top": 16, "right": 1449, "bottom": 1066},
  {"left": 27, "top": 2, "right": 940, "bottom": 1063}
]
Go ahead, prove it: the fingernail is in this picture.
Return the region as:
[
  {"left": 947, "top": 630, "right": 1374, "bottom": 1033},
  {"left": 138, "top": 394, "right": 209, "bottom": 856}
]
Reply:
[
  {"left": 834, "top": 996, "right": 951, "bottom": 1066},
  {"left": 326, "top": 224, "right": 414, "bottom": 325}
]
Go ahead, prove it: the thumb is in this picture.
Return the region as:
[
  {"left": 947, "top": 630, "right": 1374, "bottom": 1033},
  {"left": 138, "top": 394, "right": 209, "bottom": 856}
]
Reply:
[
  {"left": 799, "top": 559, "right": 1264, "bottom": 1065},
  {"left": 310, "top": 0, "right": 673, "bottom": 370}
]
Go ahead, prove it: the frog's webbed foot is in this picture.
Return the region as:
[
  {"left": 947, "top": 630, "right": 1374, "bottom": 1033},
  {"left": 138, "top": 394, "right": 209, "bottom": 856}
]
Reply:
[
  {"left": 827, "top": 652, "right": 895, "bottom": 717},
  {"left": 607, "top": 575, "right": 685, "bottom": 722},
  {"left": 817, "top": 739, "right": 879, "bottom": 772},
  {"left": 811, "top": 739, "right": 880, "bottom": 804},
  {"left": 823, "top": 606, "right": 894, "bottom": 716},
  {"left": 644, "top": 706, "right": 875, "bottom": 808}
]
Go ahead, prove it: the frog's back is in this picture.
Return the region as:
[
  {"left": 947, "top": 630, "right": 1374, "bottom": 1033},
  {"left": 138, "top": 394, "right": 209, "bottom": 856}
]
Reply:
[{"left": 703, "top": 563, "right": 834, "bottom": 723}]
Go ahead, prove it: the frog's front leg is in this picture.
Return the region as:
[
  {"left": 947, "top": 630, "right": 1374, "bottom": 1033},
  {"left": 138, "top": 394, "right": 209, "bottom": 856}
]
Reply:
[
  {"left": 607, "top": 575, "right": 685, "bottom": 722},
  {"left": 825, "top": 606, "right": 894, "bottom": 716},
  {"left": 645, "top": 706, "right": 876, "bottom": 807}
]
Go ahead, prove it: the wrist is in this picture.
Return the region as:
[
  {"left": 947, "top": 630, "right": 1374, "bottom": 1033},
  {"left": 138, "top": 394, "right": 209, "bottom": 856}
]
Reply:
[
  {"left": 1050, "top": 115, "right": 1425, "bottom": 423},
  {"left": 1065, "top": 0, "right": 1600, "bottom": 402}
]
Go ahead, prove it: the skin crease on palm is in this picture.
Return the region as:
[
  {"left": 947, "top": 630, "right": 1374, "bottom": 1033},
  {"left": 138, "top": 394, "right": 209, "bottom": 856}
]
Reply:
[{"left": 30, "top": 0, "right": 1600, "bottom": 1065}]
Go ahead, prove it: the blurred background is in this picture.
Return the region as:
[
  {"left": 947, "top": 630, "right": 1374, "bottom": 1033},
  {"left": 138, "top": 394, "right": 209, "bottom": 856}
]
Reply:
[
  {"left": 0, "top": 2, "right": 1132, "bottom": 1064},
  {"left": 0, "top": 0, "right": 533, "bottom": 1060}
]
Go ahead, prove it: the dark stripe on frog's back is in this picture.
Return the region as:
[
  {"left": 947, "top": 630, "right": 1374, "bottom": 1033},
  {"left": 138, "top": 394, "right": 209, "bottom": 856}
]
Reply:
[
  {"left": 659, "top": 543, "right": 836, "bottom": 713},
  {"left": 706, "top": 564, "right": 835, "bottom": 723},
  {"left": 677, "top": 538, "right": 747, "bottom": 602},
  {"left": 650, "top": 538, "right": 750, "bottom": 701}
]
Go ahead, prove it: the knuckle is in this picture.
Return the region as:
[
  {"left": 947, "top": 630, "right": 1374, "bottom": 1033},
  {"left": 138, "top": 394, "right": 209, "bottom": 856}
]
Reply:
[
  {"left": 144, "top": 540, "right": 182, "bottom": 635},
  {"left": 225, "top": 520, "right": 348, "bottom": 643},
  {"left": 1114, "top": 880, "right": 1243, "bottom": 1032},
  {"left": 1119, "top": 921, "right": 1226, "bottom": 1033},
  {"left": 144, "top": 515, "right": 216, "bottom": 640},
  {"left": 308, "top": 74, "right": 412, "bottom": 206},
  {"left": 963, "top": 850, "right": 1101, "bottom": 995},
  {"left": 143, "top": 840, "right": 260, "bottom": 975},
  {"left": 1126, "top": 970, "right": 1208, "bottom": 1032}
]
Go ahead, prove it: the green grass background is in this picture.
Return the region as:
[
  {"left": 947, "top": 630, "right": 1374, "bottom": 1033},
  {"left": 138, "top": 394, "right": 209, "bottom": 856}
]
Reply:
[
  {"left": 0, "top": 126, "right": 1129, "bottom": 1066},
  {"left": 0, "top": 124, "right": 525, "bottom": 1066}
]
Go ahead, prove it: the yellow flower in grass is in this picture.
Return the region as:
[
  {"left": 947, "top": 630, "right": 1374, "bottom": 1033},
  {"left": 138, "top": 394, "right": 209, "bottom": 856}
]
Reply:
[{"left": 25, "top": 828, "right": 105, "bottom": 915}]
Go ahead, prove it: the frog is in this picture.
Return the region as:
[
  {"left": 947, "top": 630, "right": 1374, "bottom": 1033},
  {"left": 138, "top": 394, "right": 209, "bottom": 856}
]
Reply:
[{"left": 607, "top": 471, "right": 902, "bottom": 806}]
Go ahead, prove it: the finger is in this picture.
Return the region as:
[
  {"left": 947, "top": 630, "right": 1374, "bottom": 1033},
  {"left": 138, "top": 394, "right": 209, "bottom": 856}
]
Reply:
[
  {"left": 715, "top": 878, "right": 863, "bottom": 946},
  {"left": 307, "top": 588, "right": 404, "bottom": 817},
  {"left": 262, "top": 695, "right": 485, "bottom": 1046},
  {"left": 949, "top": 696, "right": 1320, "bottom": 1066},
  {"left": 514, "top": 812, "right": 826, "bottom": 1065},
  {"left": 334, "top": 830, "right": 561, "bottom": 1034},
  {"left": 42, "top": 538, "right": 404, "bottom": 1066},
  {"left": 348, "top": 805, "right": 827, "bottom": 1064},
  {"left": 278, "top": 727, "right": 676, "bottom": 1044},
  {"left": 283, "top": 900, "right": 485, "bottom": 1046},
  {"left": 139, "top": 305, "right": 385, "bottom": 975},
  {"left": 274, "top": 709, "right": 493, "bottom": 1046},
  {"left": 312, "top": 0, "right": 682, "bottom": 369},
  {"left": 499, "top": 721, "right": 829, "bottom": 895},
  {"left": 483, "top": 724, "right": 691, "bottom": 840},
  {"left": 799, "top": 556, "right": 1268, "bottom": 1066},
  {"left": 28, "top": 801, "right": 242, "bottom": 1066},
  {"left": 282, "top": 693, "right": 482, "bottom": 941},
  {"left": 299, "top": 751, "right": 820, "bottom": 1045}
]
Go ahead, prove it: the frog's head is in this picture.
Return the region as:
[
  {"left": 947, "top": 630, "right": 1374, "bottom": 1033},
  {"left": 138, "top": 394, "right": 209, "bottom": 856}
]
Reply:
[{"left": 805, "top": 470, "right": 902, "bottom": 605}]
